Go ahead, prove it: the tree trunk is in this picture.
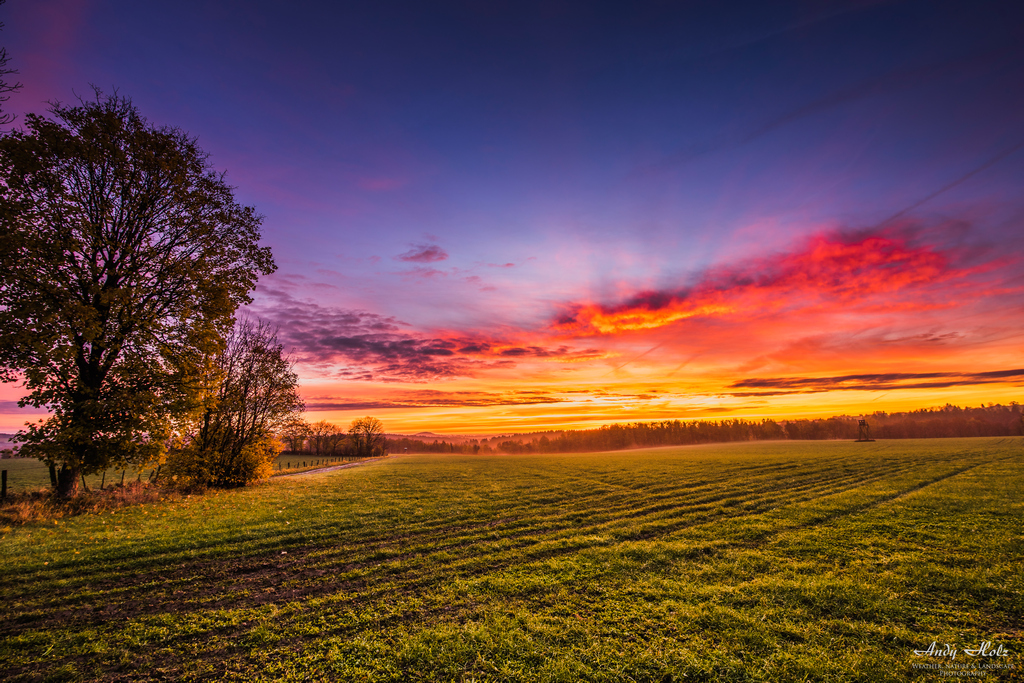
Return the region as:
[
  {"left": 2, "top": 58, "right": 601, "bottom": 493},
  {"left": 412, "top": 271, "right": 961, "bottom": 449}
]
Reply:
[{"left": 56, "top": 463, "right": 81, "bottom": 498}]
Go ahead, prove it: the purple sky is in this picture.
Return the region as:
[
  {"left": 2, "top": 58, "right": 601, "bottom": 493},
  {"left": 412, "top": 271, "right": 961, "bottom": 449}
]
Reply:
[{"left": 3, "top": 1, "right": 1024, "bottom": 432}]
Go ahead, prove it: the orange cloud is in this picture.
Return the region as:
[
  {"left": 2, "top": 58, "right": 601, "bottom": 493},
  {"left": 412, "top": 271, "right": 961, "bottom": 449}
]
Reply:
[{"left": 553, "top": 230, "right": 1001, "bottom": 336}]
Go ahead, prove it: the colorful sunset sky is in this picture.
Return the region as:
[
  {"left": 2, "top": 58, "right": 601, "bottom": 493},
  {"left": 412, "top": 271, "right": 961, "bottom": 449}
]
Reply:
[{"left": 2, "top": 1, "right": 1023, "bottom": 433}]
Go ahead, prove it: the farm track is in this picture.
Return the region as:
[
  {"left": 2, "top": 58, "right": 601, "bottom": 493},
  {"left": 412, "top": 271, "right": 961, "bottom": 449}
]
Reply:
[
  {"left": 0, "top": 449, "right": 997, "bottom": 639},
  {"left": 274, "top": 454, "right": 395, "bottom": 478}
]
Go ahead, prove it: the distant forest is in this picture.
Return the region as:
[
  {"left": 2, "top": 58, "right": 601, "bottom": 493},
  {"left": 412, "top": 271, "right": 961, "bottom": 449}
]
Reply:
[{"left": 386, "top": 403, "right": 1024, "bottom": 455}]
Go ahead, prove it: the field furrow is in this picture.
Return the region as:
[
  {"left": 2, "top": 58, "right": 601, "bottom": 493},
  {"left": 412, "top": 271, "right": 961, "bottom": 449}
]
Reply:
[{"left": 1, "top": 438, "right": 1020, "bottom": 682}]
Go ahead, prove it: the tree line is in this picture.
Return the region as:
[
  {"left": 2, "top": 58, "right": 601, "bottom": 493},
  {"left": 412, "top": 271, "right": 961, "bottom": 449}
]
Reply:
[
  {"left": 390, "top": 403, "right": 1024, "bottom": 455},
  {"left": 280, "top": 417, "right": 387, "bottom": 459}
]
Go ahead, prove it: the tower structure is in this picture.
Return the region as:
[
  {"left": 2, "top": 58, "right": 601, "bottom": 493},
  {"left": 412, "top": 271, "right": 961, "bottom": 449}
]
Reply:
[{"left": 856, "top": 419, "right": 874, "bottom": 442}]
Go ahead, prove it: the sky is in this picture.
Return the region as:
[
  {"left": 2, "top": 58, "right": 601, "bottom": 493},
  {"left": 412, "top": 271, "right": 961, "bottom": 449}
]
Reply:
[{"left": 2, "top": 0, "right": 1023, "bottom": 434}]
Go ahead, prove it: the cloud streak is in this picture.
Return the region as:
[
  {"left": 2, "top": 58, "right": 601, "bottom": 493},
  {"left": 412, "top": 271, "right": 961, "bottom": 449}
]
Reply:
[
  {"left": 553, "top": 228, "right": 1007, "bottom": 336},
  {"left": 304, "top": 389, "right": 568, "bottom": 410},
  {"left": 249, "top": 287, "right": 603, "bottom": 382},
  {"left": 728, "top": 368, "right": 1024, "bottom": 396}
]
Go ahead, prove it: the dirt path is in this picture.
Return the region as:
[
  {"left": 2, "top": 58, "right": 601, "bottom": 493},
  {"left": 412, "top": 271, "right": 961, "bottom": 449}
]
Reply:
[{"left": 275, "top": 455, "right": 395, "bottom": 478}]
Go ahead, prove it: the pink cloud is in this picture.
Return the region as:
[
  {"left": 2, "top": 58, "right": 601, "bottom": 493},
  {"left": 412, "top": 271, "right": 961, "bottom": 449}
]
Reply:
[
  {"left": 248, "top": 288, "right": 602, "bottom": 382},
  {"left": 396, "top": 243, "right": 449, "bottom": 263}
]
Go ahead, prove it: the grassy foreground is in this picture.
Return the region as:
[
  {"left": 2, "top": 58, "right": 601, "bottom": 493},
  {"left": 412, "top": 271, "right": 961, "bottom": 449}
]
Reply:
[
  {"left": 0, "top": 454, "right": 361, "bottom": 493},
  {"left": 1, "top": 438, "right": 1022, "bottom": 682}
]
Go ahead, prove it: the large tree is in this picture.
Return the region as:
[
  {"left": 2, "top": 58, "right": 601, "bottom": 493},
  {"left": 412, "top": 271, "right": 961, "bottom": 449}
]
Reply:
[{"left": 0, "top": 92, "right": 275, "bottom": 496}]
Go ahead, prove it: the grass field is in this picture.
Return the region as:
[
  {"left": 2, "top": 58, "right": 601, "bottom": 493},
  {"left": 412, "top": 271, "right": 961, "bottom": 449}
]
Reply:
[
  {"left": 1, "top": 438, "right": 1021, "bottom": 681},
  {"left": 0, "top": 454, "right": 361, "bottom": 492}
]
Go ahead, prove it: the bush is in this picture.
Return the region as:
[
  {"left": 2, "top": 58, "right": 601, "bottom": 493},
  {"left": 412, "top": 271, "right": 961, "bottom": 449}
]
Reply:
[{"left": 166, "top": 433, "right": 281, "bottom": 489}]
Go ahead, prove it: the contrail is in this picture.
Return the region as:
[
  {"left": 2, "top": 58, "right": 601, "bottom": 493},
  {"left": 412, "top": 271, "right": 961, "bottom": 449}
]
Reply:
[
  {"left": 883, "top": 139, "right": 1024, "bottom": 224},
  {"left": 664, "top": 354, "right": 701, "bottom": 379},
  {"left": 644, "top": 43, "right": 1018, "bottom": 173},
  {"left": 602, "top": 340, "right": 668, "bottom": 376}
]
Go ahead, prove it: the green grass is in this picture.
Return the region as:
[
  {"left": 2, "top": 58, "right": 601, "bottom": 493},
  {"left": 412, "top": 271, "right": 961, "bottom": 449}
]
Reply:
[
  {"left": 1, "top": 438, "right": 1022, "bottom": 681},
  {"left": 0, "top": 454, "right": 358, "bottom": 492},
  {"left": 0, "top": 457, "right": 158, "bottom": 492}
]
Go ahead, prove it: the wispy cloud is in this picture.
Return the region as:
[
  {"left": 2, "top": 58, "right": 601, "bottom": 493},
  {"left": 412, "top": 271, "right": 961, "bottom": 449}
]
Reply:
[
  {"left": 0, "top": 401, "right": 48, "bottom": 414},
  {"left": 728, "top": 368, "right": 1024, "bottom": 396},
  {"left": 249, "top": 287, "right": 603, "bottom": 382},
  {"left": 250, "top": 288, "right": 493, "bottom": 380},
  {"left": 396, "top": 243, "right": 449, "bottom": 263},
  {"left": 302, "top": 387, "right": 707, "bottom": 413},
  {"left": 305, "top": 389, "right": 569, "bottom": 410}
]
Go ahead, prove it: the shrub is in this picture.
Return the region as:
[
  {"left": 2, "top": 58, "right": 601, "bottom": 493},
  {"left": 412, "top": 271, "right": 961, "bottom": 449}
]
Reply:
[{"left": 167, "top": 433, "right": 282, "bottom": 489}]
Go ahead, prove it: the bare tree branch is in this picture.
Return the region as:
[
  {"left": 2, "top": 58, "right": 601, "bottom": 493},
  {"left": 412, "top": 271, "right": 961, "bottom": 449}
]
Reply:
[{"left": 0, "top": 0, "right": 23, "bottom": 125}]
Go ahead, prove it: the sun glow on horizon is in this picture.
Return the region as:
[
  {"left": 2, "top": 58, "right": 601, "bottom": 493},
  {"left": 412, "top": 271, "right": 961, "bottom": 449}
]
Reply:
[{"left": 244, "top": 226, "right": 1024, "bottom": 435}]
